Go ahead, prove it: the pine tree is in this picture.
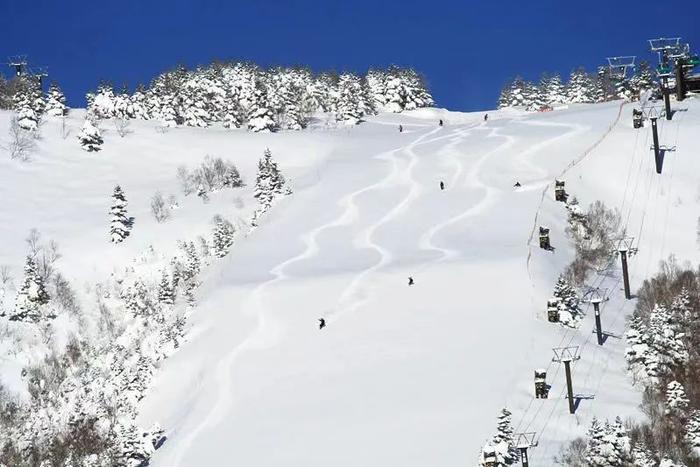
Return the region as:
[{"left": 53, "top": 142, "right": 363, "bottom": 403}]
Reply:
[
  {"left": 113, "top": 84, "right": 132, "bottom": 119},
  {"left": 212, "top": 217, "right": 235, "bottom": 258},
  {"left": 336, "top": 73, "right": 364, "bottom": 124},
  {"left": 665, "top": 380, "right": 689, "bottom": 415},
  {"left": 479, "top": 408, "right": 517, "bottom": 466},
  {"left": 89, "top": 83, "right": 117, "bottom": 119},
  {"left": 566, "top": 67, "right": 594, "bottom": 103},
  {"left": 130, "top": 84, "right": 150, "bottom": 119},
  {"left": 630, "top": 442, "right": 656, "bottom": 467},
  {"left": 31, "top": 77, "right": 45, "bottom": 117},
  {"left": 247, "top": 80, "right": 276, "bottom": 132},
  {"left": 110, "top": 185, "right": 131, "bottom": 243},
  {"left": 629, "top": 61, "right": 655, "bottom": 100},
  {"left": 157, "top": 270, "right": 175, "bottom": 305},
  {"left": 685, "top": 410, "right": 700, "bottom": 458},
  {"left": 544, "top": 73, "right": 566, "bottom": 105},
  {"left": 11, "top": 255, "right": 50, "bottom": 322},
  {"left": 45, "top": 83, "right": 67, "bottom": 117},
  {"left": 366, "top": 69, "right": 388, "bottom": 111},
  {"left": 592, "top": 67, "right": 615, "bottom": 103},
  {"left": 78, "top": 118, "right": 104, "bottom": 152},
  {"left": 13, "top": 79, "right": 39, "bottom": 131},
  {"left": 497, "top": 80, "right": 513, "bottom": 109},
  {"left": 506, "top": 77, "right": 529, "bottom": 107},
  {"left": 553, "top": 275, "right": 581, "bottom": 327}
]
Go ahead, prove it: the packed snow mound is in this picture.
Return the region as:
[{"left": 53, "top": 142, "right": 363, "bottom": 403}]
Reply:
[{"left": 0, "top": 95, "right": 699, "bottom": 466}]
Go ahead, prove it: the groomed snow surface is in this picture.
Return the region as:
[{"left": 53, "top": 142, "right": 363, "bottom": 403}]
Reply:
[{"left": 1, "top": 98, "right": 699, "bottom": 465}]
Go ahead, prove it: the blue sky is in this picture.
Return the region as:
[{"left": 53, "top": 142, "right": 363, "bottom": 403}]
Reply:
[{"left": 1, "top": 0, "right": 698, "bottom": 111}]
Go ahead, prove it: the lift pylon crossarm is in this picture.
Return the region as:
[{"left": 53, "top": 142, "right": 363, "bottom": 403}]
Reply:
[
  {"left": 552, "top": 346, "right": 581, "bottom": 363},
  {"left": 606, "top": 56, "right": 636, "bottom": 79},
  {"left": 649, "top": 37, "right": 682, "bottom": 52},
  {"left": 514, "top": 432, "right": 538, "bottom": 449}
]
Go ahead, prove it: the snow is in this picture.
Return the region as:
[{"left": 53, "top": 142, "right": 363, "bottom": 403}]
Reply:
[{"left": 1, "top": 94, "right": 699, "bottom": 465}]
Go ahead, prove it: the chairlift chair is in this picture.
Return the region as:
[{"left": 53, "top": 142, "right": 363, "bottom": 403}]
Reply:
[
  {"left": 547, "top": 298, "right": 560, "bottom": 322},
  {"left": 539, "top": 226, "right": 551, "bottom": 250},
  {"left": 554, "top": 180, "right": 566, "bottom": 202},
  {"left": 534, "top": 369, "right": 549, "bottom": 398}
]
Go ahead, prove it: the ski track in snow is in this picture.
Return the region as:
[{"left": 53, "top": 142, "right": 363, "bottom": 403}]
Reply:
[
  {"left": 327, "top": 124, "right": 483, "bottom": 321},
  {"left": 417, "top": 125, "right": 515, "bottom": 262},
  {"left": 165, "top": 123, "right": 474, "bottom": 467}
]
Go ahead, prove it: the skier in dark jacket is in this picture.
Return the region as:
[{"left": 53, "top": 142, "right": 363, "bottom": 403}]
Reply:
[
  {"left": 399, "top": 125, "right": 403, "bottom": 133},
  {"left": 440, "top": 181, "right": 445, "bottom": 190},
  {"left": 408, "top": 277, "right": 415, "bottom": 286},
  {"left": 439, "top": 119, "right": 443, "bottom": 126},
  {"left": 484, "top": 114, "right": 488, "bottom": 122},
  {"left": 514, "top": 181, "right": 521, "bottom": 188},
  {"left": 319, "top": 318, "right": 326, "bottom": 330}
]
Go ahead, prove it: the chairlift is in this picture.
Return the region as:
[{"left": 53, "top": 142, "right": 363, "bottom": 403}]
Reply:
[
  {"left": 547, "top": 297, "right": 560, "bottom": 322},
  {"left": 534, "top": 369, "right": 549, "bottom": 398},
  {"left": 539, "top": 227, "right": 551, "bottom": 250},
  {"left": 607, "top": 56, "right": 636, "bottom": 80}
]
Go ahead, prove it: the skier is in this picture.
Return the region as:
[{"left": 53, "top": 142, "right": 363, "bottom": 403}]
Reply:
[
  {"left": 318, "top": 318, "right": 326, "bottom": 330},
  {"left": 440, "top": 181, "right": 445, "bottom": 190},
  {"left": 408, "top": 276, "right": 414, "bottom": 286},
  {"left": 514, "top": 181, "right": 521, "bottom": 188},
  {"left": 439, "top": 119, "right": 443, "bottom": 126},
  {"left": 484, "top": 114, "right": 488, "bottom": 122},
  {"left": 399, "top": 125, "right": 403, "bottom": 133}
]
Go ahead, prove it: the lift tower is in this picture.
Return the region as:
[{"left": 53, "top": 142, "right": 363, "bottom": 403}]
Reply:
[
  {"left": 7, "top": 55, "right": 28, "bottom": 76},
  {"left": 649, "top": 38, "right": 681, "bottom": 119}
]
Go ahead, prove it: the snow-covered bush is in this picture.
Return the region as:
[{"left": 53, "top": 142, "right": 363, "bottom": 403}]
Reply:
[
  {"left": 150, "top": 191, "right": 170, "bottom": 223},
  {"left": 177, "top": 155, "right": 244, "bottom": 197}
]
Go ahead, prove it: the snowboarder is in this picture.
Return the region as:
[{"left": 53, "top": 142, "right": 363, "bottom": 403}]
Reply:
[
  {"left": 484, "top": 114, "right": 488, "bottom": 122},
  {"left": 439, "top": 119, "right": 443, "bottom": 126},
  {"left": 514, "top": 181, "right": 521, "bottom": 188},
  {"left": 440, "top": 181, "right": 445, "bottom": 190},
  {"left": 408, "top": 276, "right": 414, "bottom": 286},
  {"left": 399, "top": 125, "right": 403, "bottom": 133},
  {"left": 318, "top": 318, "right": 326, "bottom": 330}
]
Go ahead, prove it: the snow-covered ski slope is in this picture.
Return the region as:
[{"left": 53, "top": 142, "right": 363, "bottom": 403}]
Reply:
[{"left": 2, "top": 98, "right": 699, "bottom": 465}]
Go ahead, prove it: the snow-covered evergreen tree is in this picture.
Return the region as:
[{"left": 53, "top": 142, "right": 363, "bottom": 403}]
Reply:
[
  {"left": 543, "top": 73, "right": 566, "bottom": 104},
  {"left": 44, "top": 83, "right": 67, "bottom": 117},
  {"left": 506, "top": 77, "right": 529, "bottom": 107},
  {"left": 212, "top": 217, "right": 235, "bottom": 258},
  {"left": 158, "top": 270, "right": 175, "bottom": 305},
  {"left": 89, "top": 82, "right": 117, "bottom": 119},
  {"left": 13, "top": 79, "right": 39, "bottom": 131},
  {"left": 630, "top": 442, "right": 657, "bottom": 467},
  {"left": 685, "top": 410, "right": 700, "bottom": 458},
  {"left": 110, "top": 185, "right": 131, "bottom": 243},
  {"left": 592, "top": 66, "right": 615, "bottom": 103},
  {"left": 336, "top": 73, "right": 364, "bottom": 124},
  {"left": 366, "top": 68, "right": 388, "bottom": 111},
  {"left": 583, "top": 417, "right": 630, "bottom": 466},
  {"left": 78, "top": 117, "right": 103, "bottom": 152},
  {"left": 566, "top": 67, "right": 594, "bottom": 103},
  {"left": 665, "top": 380, "right": 689, "bottom": 415},
  {"left": 247, "top": 80, "right": 276, "bottom": 132},
  {"left": 629, "top": 61, "right": 655, "bottom": 100},
  {"left": 10, "top": 255, "right": 50, "bottom": 322},
  {"left": 478, "top": 408, "right": 517, "bottom": 466},
  {"left": 553, "top": 275, "right": 581, "bottom": 327},
  {"left": 130, "top": 83, "right": 150, "bottom": 119},
  {"left": 497, "top": 82, "right": 513, "bottom": 109}
]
